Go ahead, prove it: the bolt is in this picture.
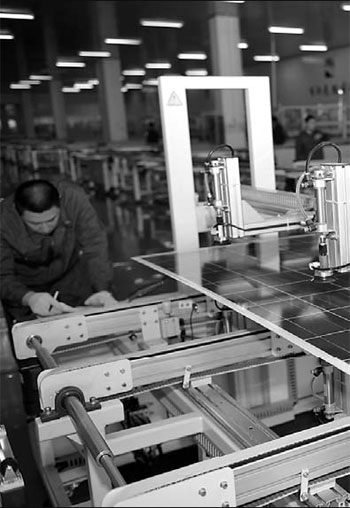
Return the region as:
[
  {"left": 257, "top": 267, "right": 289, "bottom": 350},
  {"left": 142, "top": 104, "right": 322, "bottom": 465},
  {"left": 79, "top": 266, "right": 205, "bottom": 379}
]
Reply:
[
  {"left": 80, "top": 334, "right": 84, "bottom": 338},
  {"left": 66, "top": 336, "right": 71, "bottom": 341},
  {"left": 104, "top": 372, "right": 110, "bottom": 377},
  {"left": 122, "top": 382, "right": 127, "bottom": 388},
  {"left": 106, "top": 386, "right": 111, "bottom": 391},
  {"left": 276, "top": 347, "right": 281, "bottom": 352},
  {"left": 198, "top": 488, "right": 206, "bottom": 497},
  {"left": 300, "top": 494, "right": 308, "bottom": 502},
  {"left": 303, "top": 471, "right": 309, "bottom": 478},
  {"left": 44, "top": 407, "right": 52, "bottom": 414},
  {"left": 89, "top": 397, "right": 97, "bottom": 404},
  {"left": 220, "top": 481, "right": 228, "bottom": 490},
  {"left": 120, "top": 369, "right": 125, "bottom": 374},
  {"left": 222, "top": 502, "right": 230, "bottom": 507}
]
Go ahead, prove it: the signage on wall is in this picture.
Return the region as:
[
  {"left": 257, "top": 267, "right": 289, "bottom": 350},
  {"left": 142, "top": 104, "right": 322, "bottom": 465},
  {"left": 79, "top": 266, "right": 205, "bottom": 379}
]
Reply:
[{"left": 309, "top": 57, "right": 349, "bottom": 98}]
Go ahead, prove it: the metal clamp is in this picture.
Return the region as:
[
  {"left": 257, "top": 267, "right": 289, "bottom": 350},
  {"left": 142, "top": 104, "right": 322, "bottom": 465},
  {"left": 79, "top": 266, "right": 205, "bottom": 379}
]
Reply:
[{"left": 300, "top": 468, "right": 309, "bottom": 502}]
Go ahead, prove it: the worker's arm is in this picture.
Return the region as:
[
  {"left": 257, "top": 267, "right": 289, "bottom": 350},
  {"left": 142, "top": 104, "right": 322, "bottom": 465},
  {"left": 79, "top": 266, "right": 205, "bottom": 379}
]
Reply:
[{"left": 0, "top": 235, "right": 32, "bottom": 305}]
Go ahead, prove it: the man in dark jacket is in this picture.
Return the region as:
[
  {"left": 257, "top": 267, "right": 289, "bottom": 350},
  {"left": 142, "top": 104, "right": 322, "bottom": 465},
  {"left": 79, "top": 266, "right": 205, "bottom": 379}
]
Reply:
[
  {"left": 0, "top": 179, "right": 117, "bottom": 322},
  {"left": 295, "top": 114, "right": 329, "bottom": 161}
]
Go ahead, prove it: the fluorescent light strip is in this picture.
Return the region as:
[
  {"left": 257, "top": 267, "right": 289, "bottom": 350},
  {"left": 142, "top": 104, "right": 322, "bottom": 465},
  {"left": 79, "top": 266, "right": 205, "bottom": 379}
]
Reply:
[
  {"left": 177, "top": 52, "right": 207, "bottom": 60},
  {"left": 224, "top": 1, "right": 245, "bottom": 3},
  {"left": 140, "top": 19, "right": 183, "bottom": 28},
  {"left": 62, "top": 87, "right": 80, "bottom": 93},
  {"left": 88, "top": 79, "right": 99, "bottom": 85},
  {"left": 341, "top": 3, "right": 350, "bottom": 11},
  {"left": 74, "top": 83, "right": 94, "bottom": 89},
  {"left": 268, "top": 26, "right": 304, "bottom": 34},
  {"left": 56, "top": 61, "right": 86, "bottom": 67},
  {"left": 0, "top": 33, "right": 14, "bottom": 39},
  {"left": 142, "top": 79, "right": 159, "bottom": 86},
  {"left": 10, "top": 84, "right": 31, "bottom": 89},
  {"left": 0, "top": 12, "right": 34, "bottom": 19},
  {"left": 237, "top": 42, "right": 248, "bottom": 49},
  {"left": 126, "top": 83, "right": 143, "bottom": 89},
  {"left": 79, "top": 51, "right": 111, "bottom": 57},
  {"left": 299, "top": 44, "right": 328, "bottom": 51},
  {"left": 254, "top": 55, "right": 280, "bottom": 62},
  {"left": 185, "top": 69, "right": 208, "bottom": 76},
  {"left": 122, "top": 69, "right": 146, "bottom": 76},
  {"left": 145, "top": 62, "right": 171, "bottom": 69},
  {"left": 20, "top": 80, "right": 41, "bottom": 85},
  {"left": 29, "top": 75, "right": 52, "bottom": 80},
  {"left": 105, "top": 38, "right": 141, "bottom": 45},
  {"left": 121, "top": 86, "right": 128, "bottom": 92}
]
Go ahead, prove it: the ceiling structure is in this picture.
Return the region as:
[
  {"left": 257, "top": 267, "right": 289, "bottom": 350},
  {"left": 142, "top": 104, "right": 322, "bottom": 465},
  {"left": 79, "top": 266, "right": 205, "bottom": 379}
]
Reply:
[{"left": 0, "top": 0, "right": 349, "bottom": 93}]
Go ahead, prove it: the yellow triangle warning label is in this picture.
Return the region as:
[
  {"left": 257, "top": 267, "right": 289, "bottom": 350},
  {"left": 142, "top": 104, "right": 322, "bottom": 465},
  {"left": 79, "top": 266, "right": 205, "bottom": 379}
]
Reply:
[{"left": 167, "top": 91, "right": 182, "bottom": 106}]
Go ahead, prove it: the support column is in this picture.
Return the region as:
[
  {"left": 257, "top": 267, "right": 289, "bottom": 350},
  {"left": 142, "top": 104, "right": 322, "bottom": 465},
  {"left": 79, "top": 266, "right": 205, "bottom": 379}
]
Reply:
[
  {"left": 15, "top": 33, "right": 35, "bottom": 138},
  {"left": 42, "top": 4, "right": 67, "bottom": 140},
  {"left": 208, "top": 2, "right": 246, "bottom": 148},
  {"left": 91, "top": 1, "right": 128, "bottom": 144}
]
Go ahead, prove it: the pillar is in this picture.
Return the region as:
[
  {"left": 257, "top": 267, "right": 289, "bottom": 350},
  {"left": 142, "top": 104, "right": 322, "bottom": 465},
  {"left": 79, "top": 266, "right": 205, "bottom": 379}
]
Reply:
[
  {"left": 90, "top": 1, "right": 128, "bottom": 144},
  {"left": 15, "top": 32, "right": 35, "bottom": 138},
  {"left": 208, "top": 1, "right": 246, "bottom": 148},
  {"left": 42, "top": 4, "right": 67, "bottom": 140}
]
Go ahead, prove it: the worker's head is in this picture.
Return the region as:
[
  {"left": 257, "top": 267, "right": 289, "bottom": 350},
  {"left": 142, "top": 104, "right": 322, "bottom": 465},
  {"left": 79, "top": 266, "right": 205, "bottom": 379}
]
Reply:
[
  {"left": 304, "top": 114, "right": 316, "bottom": 134},
  {"left": 15, "top": 180, "right": 60, "bottom": 235}
]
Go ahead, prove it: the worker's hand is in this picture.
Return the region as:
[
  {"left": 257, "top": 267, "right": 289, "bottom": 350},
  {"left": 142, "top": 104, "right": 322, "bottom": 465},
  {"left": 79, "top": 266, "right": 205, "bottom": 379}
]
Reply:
[
  {"left": 84, "top": 291, "right": 118, "bottom": 307},
  {"left": 23, "top": 291, "right": 75, "bottom": 317}
]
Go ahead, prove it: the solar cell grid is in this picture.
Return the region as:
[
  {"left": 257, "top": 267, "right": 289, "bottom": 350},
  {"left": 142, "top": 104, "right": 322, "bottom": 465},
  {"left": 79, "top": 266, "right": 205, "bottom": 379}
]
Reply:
[{"left": 134, "top": 232, "right": 350, "bottom": 374}]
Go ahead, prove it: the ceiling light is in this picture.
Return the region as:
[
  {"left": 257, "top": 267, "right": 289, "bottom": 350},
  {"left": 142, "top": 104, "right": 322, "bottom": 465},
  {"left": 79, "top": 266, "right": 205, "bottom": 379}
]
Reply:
[
  {"left": 185, "top": 69, "right": 208, "bottom": 76},
  {"left": 29, "top": 75, "right": 52, "bottom": 80},
  {"left": 10, "top": 83, "right": 31, "bottom": 89},
  {"left": 142, "top": 79, "right": 159, "bottom": 86},
  {"left": 74, "top": 83, "right": 94, "bottom": 89},
  {"left": 140, "top": 19, "right": 183, "bottom": 28},
  {"left": 78, "top": 51, "right": 111, "bottom": 57},
  {"left": 299, "top": 44, "right": 328, "bottom": 51},
  {"left": 121, "top": 86, "right": 128, "bottom": 92},
  {"left": 0, "top": 8, "right": 34, "bottom": 19},
  {"left": 224, "top": 1, "right": 245, "bottom": 3},
  {"left": 126, "top": 83, "right": 143, "bottom": 89},
  {"left": 88, "top": 79, "right": 99, "bottom": 85},
  {"left": 341, "top": 3, "right": 350, "bottom": 11},
  {"left": 122, "top": 69, "right": 146, "bottom": 76},
  {"left": 105, "top": 38, "right": 142, "bottom": 45},
  {"left": 62, "top": 87, "right": 80, "bottom": 93},
  {"left": 56, "top": 61, "right": 86, "bottom": 67},
  {"left": 237, "top": 42, "right": 248, "bottom": 49},
  {"left": 145, "top": 62, "right": 172, "bottom": 69},
  {"left": 253, "top": 55, "right": 280, "bottom": 62},
  {"left": 177, "top": 52, "right": 207, "bottom": 60},
  {"left": 268, "top": 26, "right": 304, "bottom": 34},
  {"left": 19, "top": 80, "right": 41, "bottom": 85},
  {"left": 0, "top": 29, "right": 14, "bottom": 39}
]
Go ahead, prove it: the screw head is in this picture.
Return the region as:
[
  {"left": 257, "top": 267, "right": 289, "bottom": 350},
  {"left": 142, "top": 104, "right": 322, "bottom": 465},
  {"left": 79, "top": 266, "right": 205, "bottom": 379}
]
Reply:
[
  {"left": 220, "top": 481, "right": 228, "bottom": 490},
  {"left": 198, "top": 488, "right": 206, "bottom": 497},
  {"left": 222, "top": 502, "right": 230, "bottom": 507}
]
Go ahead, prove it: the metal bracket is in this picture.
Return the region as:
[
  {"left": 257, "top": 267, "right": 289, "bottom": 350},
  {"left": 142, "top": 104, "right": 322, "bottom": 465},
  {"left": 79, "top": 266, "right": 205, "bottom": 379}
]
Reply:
[
  {"left": 139, "top": 305, "right": 162, "bottom": 345},
  {"left": 300, "top": 468, "right": 309, "bottom": 502},
  {"left": 271, "top": 332, "right": 301, "bottom": 357},
  {"left": 12, "top": 314, "right": 88, "bottom": 359},
  {"left": 183, "top": 365, "right": 192, "bottom": 389},
  {"left": 38, "top": 359, "right": 132, "bottom": 411},
  {"left": 308, "top": 479, "right": 350, "bottom": 507}
]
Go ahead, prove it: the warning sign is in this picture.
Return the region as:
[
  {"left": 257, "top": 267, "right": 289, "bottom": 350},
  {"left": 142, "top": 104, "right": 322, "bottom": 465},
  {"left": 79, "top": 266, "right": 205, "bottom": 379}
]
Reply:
[{"left": 167, "top": 91, "right": 182, "bottom": 106}]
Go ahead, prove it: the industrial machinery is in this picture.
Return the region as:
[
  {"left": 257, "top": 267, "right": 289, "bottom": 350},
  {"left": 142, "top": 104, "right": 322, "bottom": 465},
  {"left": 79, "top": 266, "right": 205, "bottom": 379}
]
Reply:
[{"left": 295, "top": 141, "right": 350, "bottom": 280}]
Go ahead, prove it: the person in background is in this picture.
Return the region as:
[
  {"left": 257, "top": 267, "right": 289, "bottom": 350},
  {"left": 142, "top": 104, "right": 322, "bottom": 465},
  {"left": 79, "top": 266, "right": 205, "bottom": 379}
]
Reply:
[
  {"left": 0, "top": 179, "right": 118, "bottom": 324},
  {"left": 295, "top": 114, "right": 329, "bottom": 161},
  {"left": 145, "top": 120, "right": 160, "bottom": 146},
  {"left": 272, "top": 115, "right": 287, "bottom": 145}
]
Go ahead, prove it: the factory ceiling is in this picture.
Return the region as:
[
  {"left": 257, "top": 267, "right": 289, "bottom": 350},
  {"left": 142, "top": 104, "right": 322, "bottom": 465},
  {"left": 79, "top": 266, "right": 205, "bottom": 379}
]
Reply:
[{"left": 0, "top": 0, "right": 349, "bottom": 92}]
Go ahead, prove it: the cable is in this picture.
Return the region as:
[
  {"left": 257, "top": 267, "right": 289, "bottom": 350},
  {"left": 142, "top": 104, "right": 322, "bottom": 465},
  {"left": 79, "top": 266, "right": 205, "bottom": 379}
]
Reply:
[
  {"left": 189, "top": 303, "right": 198, "bottom": 339},
  {"left": 310, "top": 376, "right": 323, "bottom": 402},
  {"left": 205, "top": 144, "right": 235, "bottom": 163}
]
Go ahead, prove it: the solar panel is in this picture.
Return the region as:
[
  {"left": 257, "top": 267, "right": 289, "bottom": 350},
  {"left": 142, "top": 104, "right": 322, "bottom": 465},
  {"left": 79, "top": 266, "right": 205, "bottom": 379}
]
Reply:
[{"left": 134, "top": 232, "right": 350, "bottom": 375}]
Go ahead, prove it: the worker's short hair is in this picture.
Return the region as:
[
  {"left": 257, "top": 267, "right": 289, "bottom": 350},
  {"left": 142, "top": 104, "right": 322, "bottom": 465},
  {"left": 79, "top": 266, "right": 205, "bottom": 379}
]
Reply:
[
  {"left": 14, "top": 179, "right": 60, "bottom": 215},
  {"left": 304, "top": 114, "right": 315, "bottom": 123}
]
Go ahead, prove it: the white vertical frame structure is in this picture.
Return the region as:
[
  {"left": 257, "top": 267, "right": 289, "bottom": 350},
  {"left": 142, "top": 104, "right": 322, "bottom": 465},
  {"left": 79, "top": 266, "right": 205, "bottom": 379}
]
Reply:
[{"left": 158, "top": 76, "right": 276, "bottom": 252}]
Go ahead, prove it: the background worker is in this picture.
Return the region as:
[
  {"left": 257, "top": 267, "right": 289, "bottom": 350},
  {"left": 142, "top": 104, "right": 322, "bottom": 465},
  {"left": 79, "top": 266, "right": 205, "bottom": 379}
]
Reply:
[
  {"left": 295, "top": 114, "right": 329, "bottom": 161},
  {"left": 0, "top": 178, "right": 118, "bottom": 324}
]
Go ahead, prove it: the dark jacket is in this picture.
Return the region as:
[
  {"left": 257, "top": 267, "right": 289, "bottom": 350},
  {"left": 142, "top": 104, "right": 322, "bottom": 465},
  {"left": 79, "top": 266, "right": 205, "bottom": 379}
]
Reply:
[
  {"left": 0, "top": 181, "right": 113, "bottom": 307},
  {"left": 295, "top": 130, "right": 328, "bottom": 161}
]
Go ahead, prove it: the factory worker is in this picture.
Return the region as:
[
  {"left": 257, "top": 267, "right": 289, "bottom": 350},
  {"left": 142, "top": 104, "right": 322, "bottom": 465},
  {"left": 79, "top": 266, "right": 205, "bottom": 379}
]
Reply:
[
  {"left": 0, "top": 178, "right": 118, "bottom": 322},
  {"left": 295, "top": 114, "right": 329, "bottom": 161}
]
